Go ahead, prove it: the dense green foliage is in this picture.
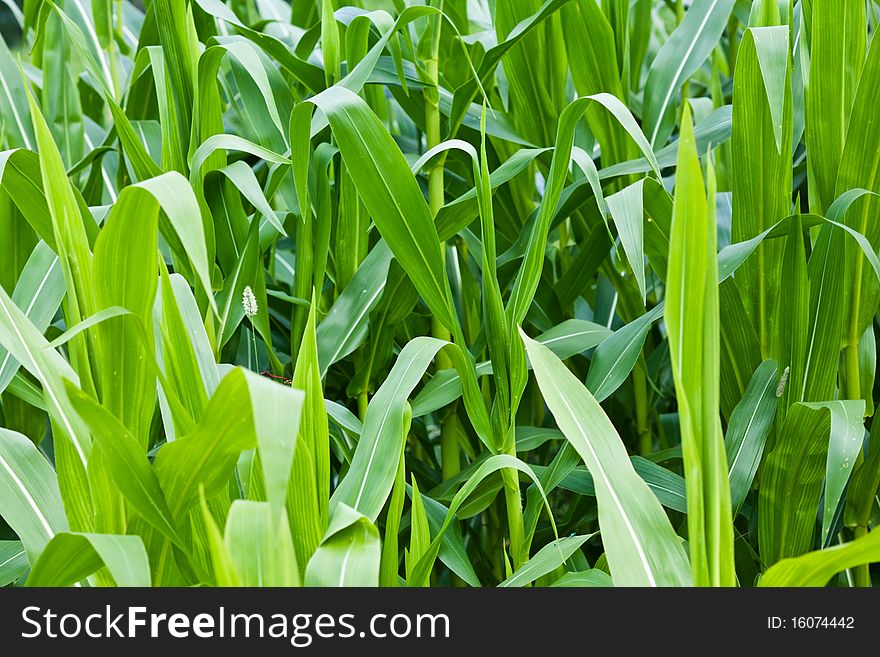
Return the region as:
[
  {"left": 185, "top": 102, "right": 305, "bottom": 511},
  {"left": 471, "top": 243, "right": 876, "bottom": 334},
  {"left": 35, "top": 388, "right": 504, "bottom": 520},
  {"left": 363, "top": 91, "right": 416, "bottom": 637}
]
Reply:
[{"left": 1, "top": 0, "right": 879, "bottom": 587}]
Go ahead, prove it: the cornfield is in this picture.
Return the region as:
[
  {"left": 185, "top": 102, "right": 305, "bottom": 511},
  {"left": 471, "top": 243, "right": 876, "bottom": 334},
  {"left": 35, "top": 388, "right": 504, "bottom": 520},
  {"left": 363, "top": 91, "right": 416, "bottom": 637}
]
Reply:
[{"left": 0, "top": 0, "right": 878, "bottom": 589}]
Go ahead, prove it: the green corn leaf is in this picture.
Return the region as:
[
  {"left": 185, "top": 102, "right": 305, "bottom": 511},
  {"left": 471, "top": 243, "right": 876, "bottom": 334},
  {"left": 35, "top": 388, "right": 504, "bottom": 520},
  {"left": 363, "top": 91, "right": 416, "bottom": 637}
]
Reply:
[
  {"left": 806, "top": 0, "right": 865, "bottom": 214},
  {"left": 0, "top": 540, "right": 28, "bottom": 586},
  {"left": 643, "top": 0, "right": 736, "bottom": 148},
  {"left": 586, "top": 304, "right": 663, "bottom": 403},
  {"left": 25, "top": 74, "right": 97, "bottom": 395},
  {"left": 760, "top": 527, "right": 880, "bottom": 587},
  {"left": 551, "top": 570, "right": 613, "bottom": 587},
  {"left": 41, "top": 12, "right": 84, "bottom": 168},
  {"left": 316, "top": 241, "right": 393, "bottom": 377},
  {"left": 26, "top": 533, "right": 151, "bottom": 587},
  {"left": 292, "top": 87, "right": 460, "bottom": 340},
  {"left": 0, "top": 428, "right": 69, "bottom": 563},
  {"left": 801, "top": 400, "right": 866, "bottom": 545},
  {"left": 0, "top": 284, "right": 93, "bottom": 532},
  {"left": 331, "top": 337, "right": 492, "bottom": 521},
  {"left": 304, "top": 503, "right": 381, "bottom": 587},
  {"left": 153, "top": 367, "right": 302, "bottom": 522},
  {"left": 447, "top": 0, "right": 570, "bottom": 138},
  {"left": 606, "top": 179, "right": 647, "bottom": 303},
  {"left": 725, "top": 359, "right": 779, "bottom": 515},
  {"left": 499, "top": 535, "right": 593, "bottom": 588},
  {"left": 507, "top": 93, "right": 658, "bottom": 328},
  {"left": 0, "top": 149, "right": 54, "bottom": 251},
  {"left": 522, "top": 331, "right": 692, "bottom": 586},
  {"left": 719, "top": 279, "right": 763, "bottom": 420},
  {"left": 224, "top": 500, "right": 299, "bottom": 587},
  {"left": 0, "top": 242, "right": 63, "bottom": 395},
  {"left": 665, "top": 104, "right": 735, "bottom": 586},
  {"left": 154, "top": 269, "right": 208, "bottom": 436},
  {"left": 561, "top": 0, "right": 637, "bottom": 168},
  {"left": 0, "top": 38, "right": 35, "bottom": 149},
  {"left": 405, "top": 477, "right": 431, "bottom": 586},
  {"left": 380, "top": 446, "right": 406, "bottom": 587},
  {"left": 65, "top": 383, "right": 183, "bottom": 547},
  {"left": 731, "top": 26, "right": 792, "bottom": 357},
  {"left": 287, "top": 297, "right": 329, "bottom": 572},
  {"left": 494, "top": 0, "right": 567, "bottom": 146},
  {"left": 529, "top": 456, "right": 688, "bottom": 515},
  {"left": 835, "top": 33, "right": 880, "bottom": 400},
  {"left": 412, "top": 319, "right": 611, "bottom": 418},
  {"left": 411, "top": 453, "right": 557, "bottom": 586},
  {"left": 759, "top": 403, "right": 832, "bottom": 564}
]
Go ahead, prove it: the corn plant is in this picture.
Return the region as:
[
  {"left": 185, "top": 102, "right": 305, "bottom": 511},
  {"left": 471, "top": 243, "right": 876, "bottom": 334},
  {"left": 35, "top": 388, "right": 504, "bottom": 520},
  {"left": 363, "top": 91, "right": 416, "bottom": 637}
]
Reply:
[{"left": 1, "top": 0, "right": 880, "bottom": 588}]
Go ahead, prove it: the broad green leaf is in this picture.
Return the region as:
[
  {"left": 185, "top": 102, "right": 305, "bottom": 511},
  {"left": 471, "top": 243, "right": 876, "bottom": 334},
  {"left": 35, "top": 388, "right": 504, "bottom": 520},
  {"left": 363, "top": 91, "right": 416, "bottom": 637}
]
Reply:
[
  {"left": 26, "top": 533, "right": 150, "bottom": 587},
  {"left": 321, "top": 0, "right": 340, "bottom": 85},
  {"left": 154, "top": 268, "right": 208, "bottom": 437},
  {"left": 0, "top": 242, "right": 63, "bottom": 394},
  {"left": 644, "top": 0, "right": 736, "bottom": 147},
  {"left": 533, "top": 320, "right": 613, "bottom": 359},
  {"left": 499, "top": 535, "right": 593, "bottom": 588},
  {"left": 118, "top": 173, "right": 216, "bottom": 317},
  {"left": 800, "top": 400, "right": 866, "bottom": 544},
  {"left": 287, "top": 298, "right": 329, "bottom": 572},
  {"left": 665, "top": 104, "right": 734, "bottom": 586},
  {"left": 725, "top": 359, "right": 778, "bottom": 515},
  {"left": 153, "top": 367, "right": 302, "bottom": 521},
  {"left": 759, "top": 403, "right": 830, "bottom": 564},
  {"left": 760, "top": 527, "right": 880, "bottom": 587},
  {"left": 0, "top": 428, "right": 68, "bottom": 562},
  {"left": 317, "top": 242, "right": 393, "bottom": 377},
  {"left": 25, "top": 74, "right": 97, "bottom": 405},
  {"left": 606, "top": 179, "right": 646, "bottom": 302},
  {"left": 0, "top": 540, "right": 28, "bottom": 585},
  {"left": 304, "top": 503, "right": 381, "bottom": 587},
  {"left": 65, "top": 383, "right": 183, "bottom": 547},
  {"left": 0, "top": 284, "right": 93, "bottom": 532},
  {"left": 806, "top": 0, "right": 865, "bottom": 214},
  {"left": 561, "top": 0, "right": 637, "bottom": 168},
  {"left": 522, "top": 332, "right": 692, "bottom": 586},
  {"left": 0, "top": 36, "right": 35, "bottom": 149},
  {"left": 0, "top": 150, "right": 54, "bottom": 250},
  {"left": 292, "top": 87, "right": 460, "bottom": 340},
  {"left": 551, "top": 570, "right": 613, "bottom": 587},
  {"left": 731, "top": 26, "right": 792, "bottom": 357},
  {"left": 247, "top": 372, "right": 305, "bottom": 516},
  {"left": 586, "top": 304, "right": 663, "bottom": 402},
  {"left": 224, "top": 500, "right": 299, "bottom": 587},
  {"left": 331, "top": 337, "right": 492, "bottom": 521}
]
